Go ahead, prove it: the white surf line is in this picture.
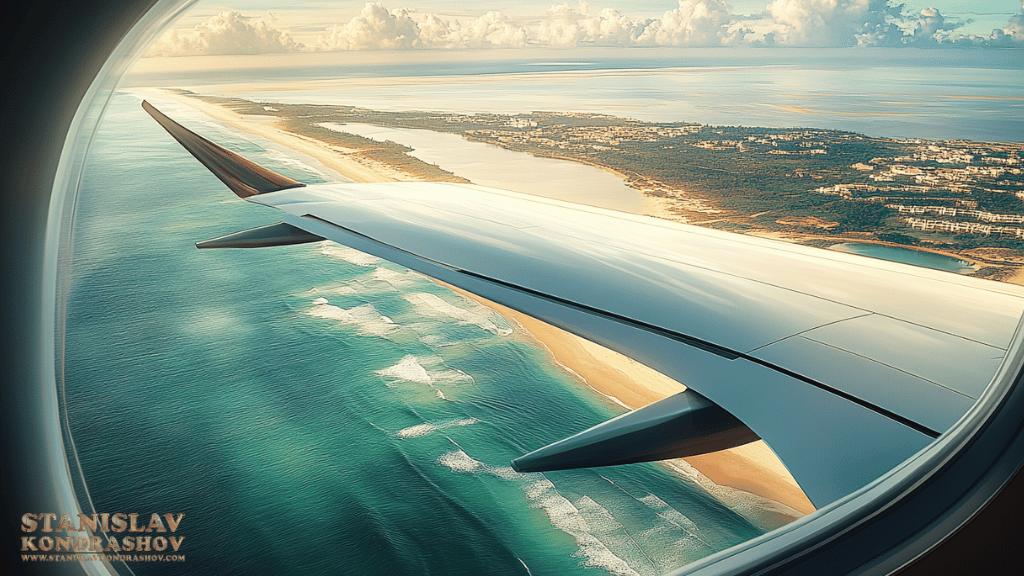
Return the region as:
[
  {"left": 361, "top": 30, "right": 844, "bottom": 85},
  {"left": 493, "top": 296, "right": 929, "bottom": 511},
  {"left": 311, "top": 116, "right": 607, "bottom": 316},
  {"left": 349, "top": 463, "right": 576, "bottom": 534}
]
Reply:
[
  {"left": 396, "top": 418, "right": 480, "bottom": 439},
  {"left": 576, "top": 492, "right": 659, "bottom": 573},
  {"left": 509, "top": 320, "right": 632, "bottom": 411},
  {"left": 435, "top": 445, "right": 641, "bottom": 576},
  {"left": 606, "top": 510, "right": 657, "bottom": 574},
  {"left": 598, "top": 474, "right": 713, "bottom": 550}
]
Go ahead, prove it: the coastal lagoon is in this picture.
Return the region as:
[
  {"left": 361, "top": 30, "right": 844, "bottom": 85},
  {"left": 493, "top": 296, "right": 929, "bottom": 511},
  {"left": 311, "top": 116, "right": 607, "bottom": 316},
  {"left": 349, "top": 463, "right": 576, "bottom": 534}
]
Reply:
[
  {"left": 830, "top": 243, "right": 975, "bottom": 273},
  {"left": 320, "top": 122, "right": 646, "bottom": 213}
]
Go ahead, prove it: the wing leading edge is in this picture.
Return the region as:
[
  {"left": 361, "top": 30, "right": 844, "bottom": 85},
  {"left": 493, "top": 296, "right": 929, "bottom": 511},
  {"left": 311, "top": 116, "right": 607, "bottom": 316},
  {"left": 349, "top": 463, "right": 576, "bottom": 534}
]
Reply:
[{"left": 144, "top": 101, "right": 1024, "bottom": 507}]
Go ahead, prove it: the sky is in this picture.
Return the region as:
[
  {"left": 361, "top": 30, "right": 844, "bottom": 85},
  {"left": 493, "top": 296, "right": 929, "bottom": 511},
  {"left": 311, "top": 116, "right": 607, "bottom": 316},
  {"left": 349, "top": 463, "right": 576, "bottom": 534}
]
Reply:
[{"left": 142, "top": 0, "right": 1024, "bottom": 56}]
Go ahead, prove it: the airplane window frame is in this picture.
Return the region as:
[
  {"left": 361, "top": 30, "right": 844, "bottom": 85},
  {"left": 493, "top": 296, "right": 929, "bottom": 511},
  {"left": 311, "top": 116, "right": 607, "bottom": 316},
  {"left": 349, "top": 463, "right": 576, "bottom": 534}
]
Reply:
[{"left": 6, "top": 0, "right": 1023, "bottom": 574}]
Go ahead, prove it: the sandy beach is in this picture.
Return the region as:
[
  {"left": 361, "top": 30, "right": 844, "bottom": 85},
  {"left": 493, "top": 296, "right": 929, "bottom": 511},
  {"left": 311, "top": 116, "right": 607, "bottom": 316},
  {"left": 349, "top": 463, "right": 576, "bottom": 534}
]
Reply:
[
  {"left": 136, "top": 87, "right": 409, "bottom": 183},
  {"left": 146, "top": 88, "right": 815, "bottom": 521},
  {"left": 448, "top": 286, "right": 815, "bottom": 522}
]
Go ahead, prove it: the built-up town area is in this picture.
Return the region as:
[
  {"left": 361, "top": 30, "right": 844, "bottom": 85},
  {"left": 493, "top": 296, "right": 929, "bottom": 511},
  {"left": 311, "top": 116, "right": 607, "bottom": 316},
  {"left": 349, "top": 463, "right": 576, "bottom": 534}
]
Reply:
[{"left": 453, "top": 113, "right": 1024, "bottom": 278}]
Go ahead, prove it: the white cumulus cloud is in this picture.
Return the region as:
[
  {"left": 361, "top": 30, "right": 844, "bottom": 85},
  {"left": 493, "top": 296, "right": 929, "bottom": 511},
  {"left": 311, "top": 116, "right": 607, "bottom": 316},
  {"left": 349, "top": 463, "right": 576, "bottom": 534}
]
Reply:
[
  {"left": 757, "top": 0, "right": 905, "bottom": 47},
  {"left": 143, "top": 2, "right": 1023, "bottom": 55},
  {"left": 315, "top": 2, "right": 527, "bottom": 50},
  {"left": 907, "top": 7, "right": 960, "bottom": 44},
  {"left": 532, "top": 2, "right": 648, "bottom": 47},
  {"left": 634, "top": 0, "right": 738, "bottom": 46},
  {"left": 456, "top": 11, "right": 530, "bottom": 48},
  {"left": 145, "top": 11, "right": 303, "bottom": 56},
  {"left": 316, "top": 1, "right": 739, "bottom": 49},
  {"left": 531, "top": 1, "right": 740, "bottom": 48},
  {"left": 990, "top": 2, "right": 1024, "bottom": 46}
]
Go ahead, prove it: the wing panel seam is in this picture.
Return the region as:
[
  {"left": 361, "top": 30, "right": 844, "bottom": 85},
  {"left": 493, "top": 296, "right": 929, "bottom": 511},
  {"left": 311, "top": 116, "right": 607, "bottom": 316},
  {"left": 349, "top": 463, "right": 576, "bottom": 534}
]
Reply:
[
  {"left": 797, "top": 335, "right": 977, "bottom": 399},
  {"left": 745, "top": 312, "right": 875, "bottom": 354}
]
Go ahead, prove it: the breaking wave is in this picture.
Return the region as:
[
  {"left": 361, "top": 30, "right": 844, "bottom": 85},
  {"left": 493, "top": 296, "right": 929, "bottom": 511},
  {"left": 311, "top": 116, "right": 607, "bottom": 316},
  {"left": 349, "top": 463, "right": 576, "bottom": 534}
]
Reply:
[
  {"left": 319, "top": 243, "right": 380, "bottom": 266},
  {"left": 396, "top": 418, "right": 481, "bottom": 439},
  {"left": 266, "top": 148, "right": 325, "bottom": 178},
  {"left": 660, "top": 460, "right": 803, "bottom": 532},
  {"left": 526, "top": 479, "right": 641, "bottom": 576},
  {"left": 404, "top": 292, "right": 513, "bottom": 335},
  {"left": 436, "top": 450, "right": 488, "bottom": 474},
  {"left": 376, "top": 355, "right": 432, "bottom": 384},
  {"left": 370, "top": 266, "right": 423, "bottom": 289},
  {"left": 374, "top": 355, "right": 475, "bottom": 386},
  {"left": 638, "top": 494, "right": 700, "bottom": 536},
  {"left": 437, "top": 451, "right": 640, "bottom": 576},
  {"left": 308, "top": 300, "right": 398, "bottom": 337},
  {"left": 306, "top": 284, "right": 359, "bottom": 297}
]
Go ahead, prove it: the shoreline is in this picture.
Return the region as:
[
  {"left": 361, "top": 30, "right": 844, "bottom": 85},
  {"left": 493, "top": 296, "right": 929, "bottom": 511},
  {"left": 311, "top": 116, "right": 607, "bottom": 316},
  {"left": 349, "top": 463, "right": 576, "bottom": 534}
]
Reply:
[
  {"left": 146, "top": 88, "right": 815, "bottom": 521},
  {"left": 135, "top": 88, "right": 403, "bottom": 183},
  {"left": 444, "top": 284, "right": 815, "bottom": 523}
]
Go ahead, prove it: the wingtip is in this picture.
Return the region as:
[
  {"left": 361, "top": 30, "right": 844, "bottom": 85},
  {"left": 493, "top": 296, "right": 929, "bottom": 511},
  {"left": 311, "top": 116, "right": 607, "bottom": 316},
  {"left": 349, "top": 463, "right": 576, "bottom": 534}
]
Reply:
[
  {"left": 141, "top": 99, "right": 305, "bottom": 199},
  {"left": 141, "top": 99, "right": 159, "bottom": 117},
  {"left": 511, "top": 390, "right": 759, "bottom": 473}
]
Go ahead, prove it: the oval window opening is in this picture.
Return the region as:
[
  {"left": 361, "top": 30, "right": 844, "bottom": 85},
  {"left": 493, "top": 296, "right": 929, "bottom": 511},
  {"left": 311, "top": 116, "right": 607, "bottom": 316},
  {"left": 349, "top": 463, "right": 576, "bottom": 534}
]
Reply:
[{"left": 45, "top": 2, "right": 1024, "bottom": 576}]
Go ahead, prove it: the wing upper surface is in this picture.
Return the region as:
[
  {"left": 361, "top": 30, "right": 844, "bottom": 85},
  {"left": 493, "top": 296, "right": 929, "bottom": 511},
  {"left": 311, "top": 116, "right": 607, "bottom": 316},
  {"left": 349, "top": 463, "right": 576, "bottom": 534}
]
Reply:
[
  {"left": 247, "top": 181, "right": 1024, "bottom": 505},
  {"left": 255, "top": 181, "right": 1022, "bottom": 351}
]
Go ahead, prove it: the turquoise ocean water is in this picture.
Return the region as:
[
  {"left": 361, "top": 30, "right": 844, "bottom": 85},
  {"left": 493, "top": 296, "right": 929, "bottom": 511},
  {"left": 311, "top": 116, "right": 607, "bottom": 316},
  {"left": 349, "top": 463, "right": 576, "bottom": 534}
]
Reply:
[{"left": 64, "top": 93, "right": 775, "bottom": 576}]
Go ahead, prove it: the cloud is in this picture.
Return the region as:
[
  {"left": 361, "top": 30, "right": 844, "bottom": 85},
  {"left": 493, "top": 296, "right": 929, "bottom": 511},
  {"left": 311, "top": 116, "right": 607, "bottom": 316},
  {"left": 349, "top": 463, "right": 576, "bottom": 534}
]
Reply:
[
  {"left": 145, "top": 11, "right": 303, "bottom": 57},
  {"left": 756, "top": 0, "right": 905, "bottom": 47},
  {"left": 456, "top": 11, "right": 530, "bottom": 48},
  {"left": 907, "top": 7, "right": 960, "bottom": 45},
  {"left": 532, "top": 2, "right": 648, "bottom": 47},
  {"left": 634, "top": 0, "right": 738, "bottom": 47},
  {"left": 990, "top": 3, "right": 1024, "bottom": 46},
  {"left": 315, "top": 3, "right": 527, "bottom": 50},
  {"left": 316, "top": 3, "right": 423, "bottom": 50},
  {"left": 316, "top": 1, "right": 738, "bottom": 50},
  {"left": 144, "top": 2, "right": 1024, "bottom": 55},
  {"left": 530, "top": 1, "right": 737, "bottom": 48}
]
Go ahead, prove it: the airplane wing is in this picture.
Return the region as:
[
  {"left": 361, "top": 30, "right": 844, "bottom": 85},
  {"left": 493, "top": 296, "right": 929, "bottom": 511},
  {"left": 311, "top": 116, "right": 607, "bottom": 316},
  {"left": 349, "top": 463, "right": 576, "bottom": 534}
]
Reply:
[{"left": 143, "top": 101, "right": 1024, "bottom": 508}]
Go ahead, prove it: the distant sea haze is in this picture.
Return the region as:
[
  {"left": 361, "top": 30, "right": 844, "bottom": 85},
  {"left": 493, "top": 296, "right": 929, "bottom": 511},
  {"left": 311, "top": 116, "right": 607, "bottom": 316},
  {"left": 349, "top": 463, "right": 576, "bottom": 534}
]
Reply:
[{"left": 127, "top": 48, "right": 1024, "bottom": 143}]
